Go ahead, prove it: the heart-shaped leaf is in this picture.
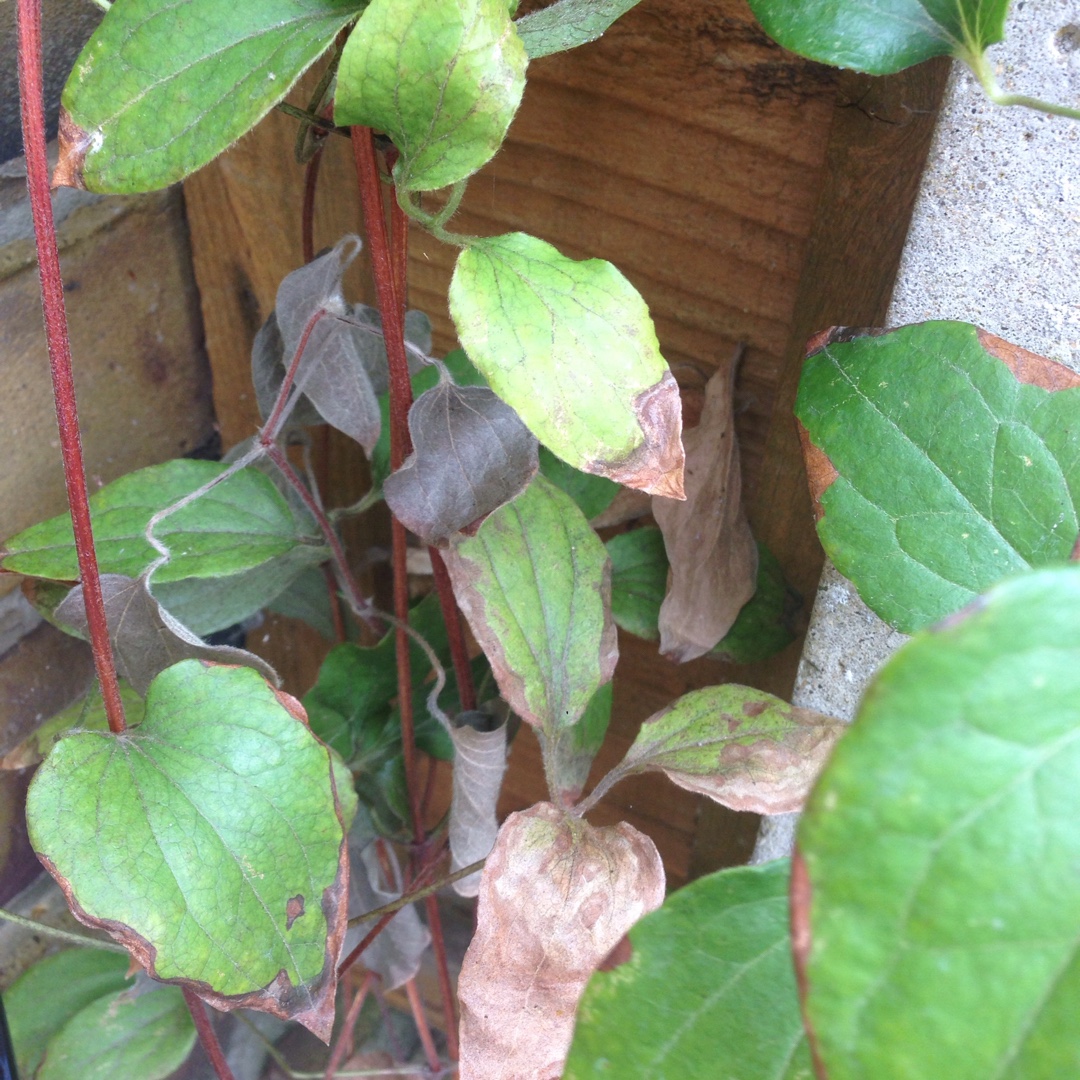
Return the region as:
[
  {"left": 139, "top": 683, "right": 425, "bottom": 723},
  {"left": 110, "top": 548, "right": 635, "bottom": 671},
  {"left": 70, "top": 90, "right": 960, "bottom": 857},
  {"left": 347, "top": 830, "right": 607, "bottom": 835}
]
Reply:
[
  {"left": 566, "top": 861, "right": 811, "bottom": 1079},
  {"left": 796, "top": 323, "right": 1080, "bottom": 632},
  {"left": 449, "top": 232, "right": 685, "bottom": 497},
  {"left": 515, "top": 0, "right": 644, "bottom": 59},
  {"left": 448, "top": 706, "right": 510, "bottom": 896},
  {"left": 384, "top": 370, "right": 539, "bottom": 546},
  {"left": 595, "top": 684, "right": 844, "bottom": 816},
  {"left": 653, "top": 348, "right": 757, "bottom": 662},
  {"left": 2, "top": 459, "right": 327, "bottom": 634},
  {"left": 443, "top": 476, "right": 618, "bottom": 734},
  {"left": 26, "top": 661, "right": 350, "bottom": 1041},
  {"left": 334, "top": 0, "right": 528, "bottom": 192},
  {"left": 55, "top": 0, "right": 367, "bottom": 192},
  {"left": 794, "top": 566, "right": 1080, "bottom": 1079},
  {"left": 55, "top": 575, "right": 277, "bottom": 696},
  {"left": 458, "top": 802, "right": 665, "bottom": 1080},
  {"left": 746, "top": 0, "right": 1008, "bottom": 76}
]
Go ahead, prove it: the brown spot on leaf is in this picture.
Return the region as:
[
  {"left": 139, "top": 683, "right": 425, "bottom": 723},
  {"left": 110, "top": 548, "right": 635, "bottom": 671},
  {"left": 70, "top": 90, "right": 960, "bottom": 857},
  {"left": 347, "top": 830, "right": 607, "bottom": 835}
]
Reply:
[
  {"left": 742, "top": 700, "right": 768, "bottom": 717},
  {"left": 790, "top": 849, "right": 828, "bottom": 1079},
  {"left": 599, "top": 372, "right": 686, "bottom": 499},
  {"left": 53, "top": 109, "right": 91, "bottom": 191},
  {"left": 286, "top": 894, "right": 306, "bottom": 930},
  {"left": 798, "top": 420, "right": 839, "bottom": 522},
  {"left": 273, "top": 687, "right": 309, "bottom": 727},
  {"left": 977, "top": 329, "right": 1080, "bottom": 391}
]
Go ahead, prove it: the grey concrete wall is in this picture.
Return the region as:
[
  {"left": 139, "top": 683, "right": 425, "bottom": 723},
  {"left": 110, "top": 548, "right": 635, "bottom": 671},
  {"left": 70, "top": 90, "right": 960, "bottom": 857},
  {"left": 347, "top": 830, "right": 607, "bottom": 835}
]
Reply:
[{"left": 754, "top": 1, "right": 1080, "bottom": 862}]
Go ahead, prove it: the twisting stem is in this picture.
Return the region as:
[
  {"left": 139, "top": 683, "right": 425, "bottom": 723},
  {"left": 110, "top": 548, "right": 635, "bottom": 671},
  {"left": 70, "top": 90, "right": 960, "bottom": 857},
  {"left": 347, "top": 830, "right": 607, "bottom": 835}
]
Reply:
[
  {"left": 16, "top": 0, "right": 125, "bottom": 734},
  {"left": 350, "top": 126, "right": 423, "bottom": 842},
  {"left": 182, "top": 990, "right": 237, "bottom": 1080}
]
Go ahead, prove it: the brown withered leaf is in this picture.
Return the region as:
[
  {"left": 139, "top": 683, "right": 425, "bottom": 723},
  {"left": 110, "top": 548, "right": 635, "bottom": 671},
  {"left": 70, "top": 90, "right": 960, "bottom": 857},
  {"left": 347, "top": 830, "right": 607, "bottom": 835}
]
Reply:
[
  {"left": 458, "top": 802, "right": 665, "bottom": 1080},
  {"left": 653, "top": 348, "right": 757, "bottom": 662},
  {"left": 55, "top": 574, "right": 277, "bottom": 696},
  {"left": 448, "top": 707, "right": 510, "bottom": 897},
  {"left": 383, "top": 372, "right": 539, "bottom": 546}
]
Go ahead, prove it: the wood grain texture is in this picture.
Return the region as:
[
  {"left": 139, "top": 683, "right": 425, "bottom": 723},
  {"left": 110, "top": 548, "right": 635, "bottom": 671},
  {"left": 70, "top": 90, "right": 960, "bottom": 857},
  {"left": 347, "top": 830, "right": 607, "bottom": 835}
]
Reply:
[{"left": 181, "top": 1, "right": 945, "bottom": 885}]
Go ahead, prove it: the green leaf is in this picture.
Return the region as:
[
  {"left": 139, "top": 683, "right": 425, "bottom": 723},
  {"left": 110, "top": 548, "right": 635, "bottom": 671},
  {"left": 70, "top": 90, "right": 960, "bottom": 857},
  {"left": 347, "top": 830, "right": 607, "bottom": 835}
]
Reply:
[
  {"left": 334, "top": 0, "right": 527, "bottom": 192},
  {"left": 0, "top": 680, "right": 144, "bottom": 771},
  {"left": 796, "top": 566, "right": 1080, "bottom": 1079},
  {"left": 796, "top": 322, "right": 1080, "bottom": 632},
  {"left": 746, "top": 0, "right": 1009, "bottom": 76},
  {"left": 2, "top": 460, "right": 327, "bottom": 634},
  {"left": 602, "top": 684, "right": 844, "bottom": 815},
  {"left": 566, "top": 861, "right": 812, "bottom": 1079},
  {"left": 444, "top": 476, "right": 617, "bottom": 734},
  {"left": 539, "top": 446, "right": 619, "bottom": 520},
  {"left": 27, "top": 661, "right": 349, "bottom": 1041},
  {"left": 711, "top": 544, "right": 801, "bottom": 664},
  {"left": 449, "top": 232, "right": 685, "bottom": 497},
  {"left": 606, "top": 527, "right": 668, "bottom": 640},
  {"left": 37, "top": 983, "right": 195, "bottom": 1080},
  {"left": 57, "top": 0, "right": 367, "bottom": 193},
  {"left": 515, "top": 0, "right": 643, "bottom": 59},
  {"left": 5, "top": 948, "right": 133, "bottom": 1078}
]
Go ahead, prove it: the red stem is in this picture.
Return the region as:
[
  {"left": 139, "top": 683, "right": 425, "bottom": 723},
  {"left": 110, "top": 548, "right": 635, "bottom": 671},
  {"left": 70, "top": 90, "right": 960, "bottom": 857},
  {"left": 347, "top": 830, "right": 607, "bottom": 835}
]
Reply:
[
  {"left": 425, "top": 893, "right": 460, "bottom": 1060},
  {"left": 350, "top": 126, "right": 422, "bottom": 842},
  {"left": 322, "top": 562, "right": 347, "bottom": 644},
  {"left": 16, "top": 0, "right": 125, "bottom": 735},
  {"left": 260, "top": 307, "right": 328, "bottom": 442},
  {"left": 182, "top": 990, "right": 237, "bottom": 1080},
  {"left": 302, "top": 147, "right": 323, "bottom": 265},
  {"left": 429, "top": 547, "right": 477, "bottom": 713},
  {"left": 404, "top": 977, "right": 440, "bottom": 1073},
  {"left": 323, "top": 971, "right": 376, "bottom": 1080}
]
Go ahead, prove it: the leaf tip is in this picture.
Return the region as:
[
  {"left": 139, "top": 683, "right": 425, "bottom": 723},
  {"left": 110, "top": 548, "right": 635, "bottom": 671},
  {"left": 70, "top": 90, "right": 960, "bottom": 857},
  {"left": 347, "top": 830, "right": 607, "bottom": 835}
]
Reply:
[
  {"left": 976, "top": 327, "right": 1080, "bottom": 391},
  {"left": 53, "top": 109, "right": 92, "bottom": 191}
]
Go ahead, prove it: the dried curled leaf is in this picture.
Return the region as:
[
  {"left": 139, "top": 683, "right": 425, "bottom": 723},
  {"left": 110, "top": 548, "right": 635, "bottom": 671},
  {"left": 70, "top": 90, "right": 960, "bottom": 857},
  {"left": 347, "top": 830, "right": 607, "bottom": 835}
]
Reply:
[
  {"left": 55, "top": 575, "right": 277, "bottom": 696},
  {"left": 448, "top": 707, "right": 510, "bottom": 897},
  {"left": 653, "top": 349, "right": 757, "bottom": 662},
  {"left": 384, "top": 371, "right": 539, "bottom": 546},
  {"left": 458, "top": 802, "right": 665, "bottom": 1080}
]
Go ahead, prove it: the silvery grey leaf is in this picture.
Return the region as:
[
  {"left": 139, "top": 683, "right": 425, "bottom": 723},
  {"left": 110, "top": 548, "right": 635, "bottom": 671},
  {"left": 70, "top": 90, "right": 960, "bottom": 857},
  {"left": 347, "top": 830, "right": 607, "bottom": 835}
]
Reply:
[
  {"left": 384, "top": 374, "right": 539, "bottom": 546},
  {"left": 56, "top": 574, "right": 278, "bottom": 696}
]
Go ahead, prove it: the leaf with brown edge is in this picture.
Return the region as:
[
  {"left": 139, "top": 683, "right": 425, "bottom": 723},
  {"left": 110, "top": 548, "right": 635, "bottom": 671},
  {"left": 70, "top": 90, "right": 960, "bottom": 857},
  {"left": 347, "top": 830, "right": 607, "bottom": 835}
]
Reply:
[
  {"left": 448, "top": 706, "right": 510, "bottom": 896},
  {"left": 457, "top": 802, "right": 665, "bottom": 1080},
  {"left": 796, "top": 320, "right": 1080, "bottom": 632},
  {"left": 26, "top": 660, "right": 350, "bottom": 1042},
  {"left": 383, "top": 370, "right": 539, "bottom": 546},
  {"left": 653, "top": 348, "right": 758, "bottom": 662},
  {"left": 443, "top": 476, "right": 618, "bottom": 735},
  {"left": 55, "top": 574, "right": 277, "bottom": 696},
  {"left": 590, "top": 684, "right": 845, "bottom": 816}
]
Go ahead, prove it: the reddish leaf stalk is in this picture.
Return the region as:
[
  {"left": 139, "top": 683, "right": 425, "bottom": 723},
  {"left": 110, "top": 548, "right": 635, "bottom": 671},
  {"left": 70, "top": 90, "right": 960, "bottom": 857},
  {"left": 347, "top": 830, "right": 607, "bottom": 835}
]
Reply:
[
  {"left": 323, "top": 970, "right": 376, "bottom": 1080},
  {"left": 425, "top": 892, "right": 459, "bottom": 1060},
  {"left": 260, "top": 307, "right": 329, "bottom": 443},
  {"left": 302, "top": 147, "right": 324, "bottom": 265},
  {"left": 429, "top": 547, "right": 477, "bottom": 713},
  {"left": 16, "top": 0, "right": 125, "bottom": 734},
  {"left": 404, "top": 976, "right": 441, "bottom": 1072},
  {"left": 182, "top": 989, "right": 237, "bottom": 1080},
  {"left": 350, "top": 125, "right": 422, "bottom": 841}
]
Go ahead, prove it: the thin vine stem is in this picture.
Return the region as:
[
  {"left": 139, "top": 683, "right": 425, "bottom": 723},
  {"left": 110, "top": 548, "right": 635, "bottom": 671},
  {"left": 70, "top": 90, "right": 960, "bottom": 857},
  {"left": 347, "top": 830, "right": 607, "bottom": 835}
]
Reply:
[
  {"left": 302, "top": 148, "right": 324, "bottom": 265},
  {"left": 323, "top": 971, "right": 376, "bottom": 1080},
  {"left": 182, "top": 989, "right": 237, "bottom": 1080},
  {"left": 404, "top": 977, "right": 440, "bottom": 1073},
  {"left": 966, "top": 49, "right": 1080, "bottom": 121},
  {"left": 17, "top": 0, "right": 126, "bottom": 735},
  {"left": 345, "top": 859, "right": 485, "bottom": 929},
  {"left": 429, "top": 548, "right": 477, "bottom": 713},
  {"left": 0, "top": 906, "right": 127, "bottom": 953}
]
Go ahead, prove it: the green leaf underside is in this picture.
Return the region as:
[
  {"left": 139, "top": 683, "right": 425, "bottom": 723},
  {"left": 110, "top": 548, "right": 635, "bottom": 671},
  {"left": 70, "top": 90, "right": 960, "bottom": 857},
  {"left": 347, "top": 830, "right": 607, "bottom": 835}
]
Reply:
[
  {"left": 746, "top": 0, "right": 1008, "bottom": 76},
  {"left": 565, "top": 861, "right": 811, "bottom": 1079},
  {"left": 515, "top": 0, "right": 643, "bottom": 59},
  {"left": 62, "top": 0, "right": 366, "bottom": 192},
  {"left": 796, "top": 322, "right": 1080, "bottom": 633},
  {"left": 27, "top": 661, "right": 344, "bottom": 1003},
  {"left": 2, "top": 460, "right": 326, "bottom": 633},
  {"left": 6, "top": 949, "right": 133, "bottom": 1078},
  {"left": 539, "top": 446, "right": 619, "bottom": 520},
  {"left": 37, "top": 984, "right": 195, "bottom": 1080},
  {"left": 334, "top": 0, "right": 527, "bottom": 191},
  {"left": 446, "top": 475, "right": 616, "bottom": 733},
  {"left": 799, "top": 567, "right": 1080, "bottom": 1078},
  {"left": 449, "top": 232, "right": 670, "bottom": 476}
]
